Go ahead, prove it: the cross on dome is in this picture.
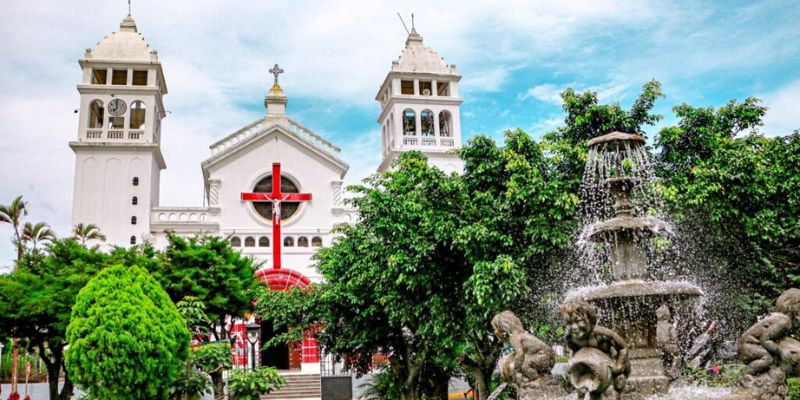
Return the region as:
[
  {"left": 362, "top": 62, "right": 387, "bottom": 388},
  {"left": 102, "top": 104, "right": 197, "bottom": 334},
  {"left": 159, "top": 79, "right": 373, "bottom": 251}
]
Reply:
[{"left": 269, "top": 64, "right": 284, "bottom": 86}]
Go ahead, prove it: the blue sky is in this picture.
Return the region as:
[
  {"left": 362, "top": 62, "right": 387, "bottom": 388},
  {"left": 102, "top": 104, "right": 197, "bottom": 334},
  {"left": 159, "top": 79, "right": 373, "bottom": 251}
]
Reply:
[{"left": 0, "top": 0, "right": 798, "bottom": 267}]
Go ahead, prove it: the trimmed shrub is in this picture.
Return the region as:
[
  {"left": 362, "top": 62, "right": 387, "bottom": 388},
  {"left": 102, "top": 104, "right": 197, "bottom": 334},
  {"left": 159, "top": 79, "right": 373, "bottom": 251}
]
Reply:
[{"left": 66, "top": 265, "right": 189, "bottom": 400}]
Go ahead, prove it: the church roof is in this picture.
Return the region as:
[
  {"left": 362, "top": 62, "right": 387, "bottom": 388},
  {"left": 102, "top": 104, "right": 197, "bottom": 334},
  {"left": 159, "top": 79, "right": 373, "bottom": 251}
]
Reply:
[
  {"left": 392, "top": 28, "right": 457, "bottom": 75},
  {"left": 202, "top": 118, "right": 349, "bottom": 177},
  {"left": 89, "top": 14, "right": 154, "bottom": 62}
]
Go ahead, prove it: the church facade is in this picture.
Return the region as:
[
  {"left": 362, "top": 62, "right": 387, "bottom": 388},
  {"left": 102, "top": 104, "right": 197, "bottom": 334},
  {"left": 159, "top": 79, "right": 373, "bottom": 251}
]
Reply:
[{"left": 69, "top": 13, "right": 464, "bottom": 373}]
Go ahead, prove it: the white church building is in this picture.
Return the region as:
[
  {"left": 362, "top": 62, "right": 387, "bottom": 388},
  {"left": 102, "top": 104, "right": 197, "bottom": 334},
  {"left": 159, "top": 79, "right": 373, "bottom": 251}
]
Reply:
[{"left": 68, "top": 13, "right": 464, "bottom": 374}]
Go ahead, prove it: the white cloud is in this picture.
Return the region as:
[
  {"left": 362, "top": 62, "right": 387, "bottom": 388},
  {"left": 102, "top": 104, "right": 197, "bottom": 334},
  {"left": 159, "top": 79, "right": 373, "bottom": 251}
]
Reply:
[
  {"left": 761, "top": 80, "right": 800, "bottom": 136},
  {"left": 521, "top": 81, "right": 631, "bottom": 105},
  {"left": 521, "top": 84, "right": 563, "bottom": 104}
]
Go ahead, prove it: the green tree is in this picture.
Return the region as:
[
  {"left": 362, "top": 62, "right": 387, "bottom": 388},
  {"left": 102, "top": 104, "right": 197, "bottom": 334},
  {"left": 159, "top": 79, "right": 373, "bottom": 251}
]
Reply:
[
  {"left": 0, "top": 238, "right": 107, "bottom": 400},
  {"left": 150, "top": 234, "right": 259, "bottom": 340},
  {"left": 65, "top": 264, "right": 189, "bottom": 400},
  {"left": 71, "top": 223, "right": 106, "bottom": 246},
  {"left": 22, "top": 221, "right": 56, "bottom": 252},
  {"left": 315, "top": 152, "right": 465, "bottom": 400},
  {"left": 0, "top": 195, "right": 29, "bottom": 397},
  {"left": 656, "top": 99, "right": 800, "bottom": 323}
]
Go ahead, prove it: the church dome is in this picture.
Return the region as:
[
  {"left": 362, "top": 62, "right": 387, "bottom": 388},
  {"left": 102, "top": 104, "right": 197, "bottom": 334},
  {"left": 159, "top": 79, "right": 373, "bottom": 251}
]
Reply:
[
  {"left": 393, "top": 29, "right": 454, "bottom": 75},
  {"left": 90, "top": 15, "right": 153, "bottom": 62}
]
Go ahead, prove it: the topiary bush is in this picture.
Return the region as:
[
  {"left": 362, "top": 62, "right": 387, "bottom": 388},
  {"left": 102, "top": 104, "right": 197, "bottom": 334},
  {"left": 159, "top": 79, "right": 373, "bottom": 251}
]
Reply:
[{"left": 65, "top": 265, "right": 189, "bottom": 400}]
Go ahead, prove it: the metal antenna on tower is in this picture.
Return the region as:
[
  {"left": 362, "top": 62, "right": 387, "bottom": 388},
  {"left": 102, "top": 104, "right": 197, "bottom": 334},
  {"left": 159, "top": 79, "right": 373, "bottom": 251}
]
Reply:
[
  {"left": 411, "top": 13, "right": 415, "bottom": 30},
  {"left": 397, "top": 12, "right": 410, "bottom": 35},
  {"left": 128, "top": 0, "right": 131, "bottom": 15}
]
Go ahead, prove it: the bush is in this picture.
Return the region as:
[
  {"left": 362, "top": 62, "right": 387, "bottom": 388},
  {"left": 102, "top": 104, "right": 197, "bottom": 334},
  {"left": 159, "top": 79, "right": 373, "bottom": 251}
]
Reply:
[
  {"left": 65, "top": 265, "right": 189, "bottom": 400},
  {"left": 227, "top": 367, "right": 285, "bottom": 400},
  {"left": 170, "top": 364, "right": 210, "bottom": 400},
  {"left": 789, "top": 377, "right": 800, "bottom": 400}
]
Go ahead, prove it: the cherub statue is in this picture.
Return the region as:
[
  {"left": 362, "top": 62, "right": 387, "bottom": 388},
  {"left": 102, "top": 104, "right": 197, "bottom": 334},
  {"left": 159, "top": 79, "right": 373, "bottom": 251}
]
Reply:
[
  {"left": 736, "top": 288, "right": 800, "bottom": 399},
  {"left": 561, "top": 299, "right": 630, "bottom": 399},
  {"left": 491, "top": 311, "right": 556, "bottom": 398},
  {"left": 655, "top": 304, "right": 682, "bottom": 380}
]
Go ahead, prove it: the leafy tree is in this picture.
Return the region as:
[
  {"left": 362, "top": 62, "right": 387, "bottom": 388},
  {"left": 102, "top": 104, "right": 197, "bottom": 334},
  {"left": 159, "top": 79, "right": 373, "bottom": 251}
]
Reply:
[
  {"left": 0, "top": 239, "right": 107, "bottom": 400},
  {"left": 71, "top": 223, "right": 106, "bottom": 245},
  {"left": 176, "top": 296, "right": 212, "bottom": 338},
  {"left": 150, "top": 234, "right": 259, "bottom": 340},
  {"left": 65, "top": 264, "right": 189, "bottom": 400},
  {"left": 190, "top": 343, "right": 231, "bottom": 400},
  {"left": 656, "top": 99, "right": 800, "bottom": 325},
  {"left": 0, "top": 195, "right": 28, "bottom": 262},
  {"left": 21, "top": 222, "right": 55, "bottom": 252},
  {"left": 0, "top": 195, "right": 28, "bottom": 397},
  {"left": 315, "top": 152, "right": 465, "bottom": 400}
]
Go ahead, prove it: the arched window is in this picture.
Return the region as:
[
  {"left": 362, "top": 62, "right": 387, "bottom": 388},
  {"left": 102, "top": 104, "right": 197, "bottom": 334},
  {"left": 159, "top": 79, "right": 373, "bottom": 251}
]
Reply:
[
  {"left": 420, "top": 110, "right": 434, "bottom": 137},
  {"left": 311, "top": 236, "right": 322, "bottom": 247},
  {"left": 230, "top": 236, "right": 241, "bottom": 247},
  {"left": 132, "top": 177, "right": 139, "bottom": 186},
  {"left": 130, "top": 216, "right": 137, "bottom": 225},
  {"left": 129, "top": 100, "right": 146, "bottom": 129},
  {"left": 298, "top": 237, "right": 309, "bottom": 247},
  {"left": 439, "top": 111, "right": 452, "bottom": 137},
  {"left": 88, "top": 100, "right": 104, "bottom": 128},
  {"left": 403, "top": 109, "right": 416, "bottom": 136},
  {"left": 245, "top": 236, "right": 256, "bottom": 247},
  {"left": 130, "top": 235, "right": 136, "bottom": 245},
  {"left": 284, "top": 237, "right": 295, "bottom": 247},
  {"left": 132, "top": 196, "right": 138, "bottom": 205},
  {"left": 259, "top": 237, "right": 270, "bottom": 247}
]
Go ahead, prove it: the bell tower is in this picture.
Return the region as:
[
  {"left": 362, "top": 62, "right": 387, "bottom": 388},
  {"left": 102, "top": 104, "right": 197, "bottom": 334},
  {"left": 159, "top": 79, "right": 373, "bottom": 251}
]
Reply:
[
  {"left": 69, "top": 13, "right": 168, "bottom": 247},
  {"left": 375, "top": 25, "right": 463, "bottom": 174}
]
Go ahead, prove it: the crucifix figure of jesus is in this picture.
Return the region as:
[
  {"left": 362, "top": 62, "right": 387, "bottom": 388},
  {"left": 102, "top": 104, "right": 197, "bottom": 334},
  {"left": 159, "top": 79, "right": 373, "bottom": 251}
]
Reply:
[
  {"left": 240, "top": 163, "right": 312, "bottom": 269},
  {"left": 269, "top": 64, "right": 284, "bottom": 86}
]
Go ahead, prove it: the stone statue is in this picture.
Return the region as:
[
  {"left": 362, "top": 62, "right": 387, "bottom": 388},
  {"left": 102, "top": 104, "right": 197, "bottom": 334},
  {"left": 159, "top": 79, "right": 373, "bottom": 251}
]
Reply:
[
  {"left": 655, "top": 304, "right": 682, "bottom": 380},
  {"left": 735, "top": 288, "right": 800, "bottom": 400},
  {"left": 491, "top": 310, "right": 560, "bottom": 399},
  {"left": 561, "top": 299, "right": 630, "bottom": 400}
]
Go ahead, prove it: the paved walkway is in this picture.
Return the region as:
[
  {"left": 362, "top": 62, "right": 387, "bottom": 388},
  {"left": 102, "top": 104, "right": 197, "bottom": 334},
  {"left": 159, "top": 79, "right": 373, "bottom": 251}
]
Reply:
[{"left": 1, "top": 383, "right": 215, "bottom": 400}]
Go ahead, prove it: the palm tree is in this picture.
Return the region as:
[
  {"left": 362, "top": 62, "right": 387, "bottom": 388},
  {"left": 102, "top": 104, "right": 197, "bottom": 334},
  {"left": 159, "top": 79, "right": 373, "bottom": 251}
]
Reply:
[
  {"left": 0, "top": 195, "right": 27, "bottom": 396},
  {"left": 23, "top": 221, "right": 56, "bottom": 251},
  {"left": 72, "top": 222, "right": 106, "bottom": 245},
  {"left": 0, "top": 195, "right": 27, "bottom": 262}
]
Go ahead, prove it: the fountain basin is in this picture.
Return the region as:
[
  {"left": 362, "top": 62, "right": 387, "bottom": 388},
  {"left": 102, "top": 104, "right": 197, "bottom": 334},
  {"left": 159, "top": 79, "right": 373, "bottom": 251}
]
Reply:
[
  {"left": 584, "top": 216, "right": 672, "bottom": 243},
  {"left": 567, "top": 280, "right": 703, "bottom": 303},
  {"left": 587, "top": 131, "right": 645, "bottom": 147}
]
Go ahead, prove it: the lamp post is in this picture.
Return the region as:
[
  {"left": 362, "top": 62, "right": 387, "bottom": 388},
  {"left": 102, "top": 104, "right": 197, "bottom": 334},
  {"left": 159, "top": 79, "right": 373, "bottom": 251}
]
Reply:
[{"left": 246, "top": 322, "right": 261, "bottom": 370}]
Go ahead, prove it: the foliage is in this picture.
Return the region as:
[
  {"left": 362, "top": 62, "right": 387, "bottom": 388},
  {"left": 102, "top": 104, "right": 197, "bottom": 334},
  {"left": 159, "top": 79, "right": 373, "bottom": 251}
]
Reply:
[
  {"left": 189, "top": 343, "right": 232, "bottom": 400},
  {"left": 0, "top": 195, "right": 27, "bottom": 263},
  {"left": 150, "top": 234, "right": 259, "bottom": 339},
  {"left": 254, "top": 286, "right": 320, "bottom": 349},
  {"left": 190, "top": 343, "right": 232, "bottom": 374},
  {"left": 227, "top": 367, "right": 285, "bottom": 400},
  {"left": 0, "top": 238, "right": 107, "bottom": 400},
  {"left": 788, "top": 377, "right": 800, "bottom": 400},
  {"left": 656, "top": 98, "right": 800, "bottom": 323},
  {"left": 176, "top": 296, "right": 212, "bottom": 337},
  {"left": 170, "top": 364, "right": 210, "bottom": 400},
  {"left": 682, "top": 363, "right": 743, "bottom": 387},
  {"left": 358, "top": 368, "right": 404, "bottom": 400},
  {"left": 65, "top": 265, "right": 189, "bottom": 400},
  {"left": 315, "top": 151, "right": 465, "bottom": 400},
  {"left": 71, "top": 223, "right": 106, "bottom": 245}
]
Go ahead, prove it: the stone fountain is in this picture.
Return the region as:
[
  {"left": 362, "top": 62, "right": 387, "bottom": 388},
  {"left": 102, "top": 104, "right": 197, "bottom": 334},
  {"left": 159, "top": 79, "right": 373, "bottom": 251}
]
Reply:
[{"left": 566, "top": 131, "right": 703, "bottom": 397}]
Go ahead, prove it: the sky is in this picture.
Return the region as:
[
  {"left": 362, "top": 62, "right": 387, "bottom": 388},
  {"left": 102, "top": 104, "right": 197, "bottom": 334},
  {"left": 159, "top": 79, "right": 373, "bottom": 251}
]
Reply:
[{"left": 0, "top": 0, "right": 798, "bottom": 267}]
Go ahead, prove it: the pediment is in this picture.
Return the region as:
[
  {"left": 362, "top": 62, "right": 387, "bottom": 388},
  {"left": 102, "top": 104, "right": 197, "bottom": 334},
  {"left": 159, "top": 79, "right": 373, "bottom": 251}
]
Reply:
[{"left": 201, "top": 118, "right": 349, "bottom": 182}]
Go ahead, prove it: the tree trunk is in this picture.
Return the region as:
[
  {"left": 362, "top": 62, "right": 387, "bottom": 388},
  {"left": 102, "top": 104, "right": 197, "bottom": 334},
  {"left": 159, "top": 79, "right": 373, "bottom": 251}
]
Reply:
[
  {"left": 58, "top": 356, "right": 74, "bottom": 400},
  {"left": 11, "top": 338, "right": 19, "bottom": 393},
  {"left": 471, "top": 368, "right": 491, "bottom": 400},
  {"left": 211, "top": 370, "right": 225, "bottom": 400}
]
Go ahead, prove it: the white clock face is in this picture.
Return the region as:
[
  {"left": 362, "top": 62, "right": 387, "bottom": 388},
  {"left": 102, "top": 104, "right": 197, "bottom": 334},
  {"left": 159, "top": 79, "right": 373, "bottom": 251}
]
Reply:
[{"left": 108, "top": 98, "right": 127, "bottom": 116}]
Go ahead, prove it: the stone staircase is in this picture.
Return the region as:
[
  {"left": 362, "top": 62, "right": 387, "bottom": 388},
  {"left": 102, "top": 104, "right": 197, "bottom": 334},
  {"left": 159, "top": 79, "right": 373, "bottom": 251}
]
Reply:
[{"left": 263, "top": 372, "right": 321, "bottom": 400}]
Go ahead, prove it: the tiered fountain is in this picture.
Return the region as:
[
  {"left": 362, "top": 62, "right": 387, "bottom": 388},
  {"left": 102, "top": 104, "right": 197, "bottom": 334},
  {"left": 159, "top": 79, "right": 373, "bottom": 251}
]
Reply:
[{"left": 567, "top": 132, "right": 703, "bottom": 397}]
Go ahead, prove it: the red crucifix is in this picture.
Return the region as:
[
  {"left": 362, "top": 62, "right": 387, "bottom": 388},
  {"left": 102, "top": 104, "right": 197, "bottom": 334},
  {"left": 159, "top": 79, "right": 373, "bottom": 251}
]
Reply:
[{"left": 240, "top": 163, "right": 312, "bottom": 269}]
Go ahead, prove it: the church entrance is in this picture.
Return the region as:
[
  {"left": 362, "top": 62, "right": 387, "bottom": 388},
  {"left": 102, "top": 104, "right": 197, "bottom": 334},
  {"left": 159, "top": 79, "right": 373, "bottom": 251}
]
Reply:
[{"left": 260, "top": 315, "right": 303, "bottom": 370}]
